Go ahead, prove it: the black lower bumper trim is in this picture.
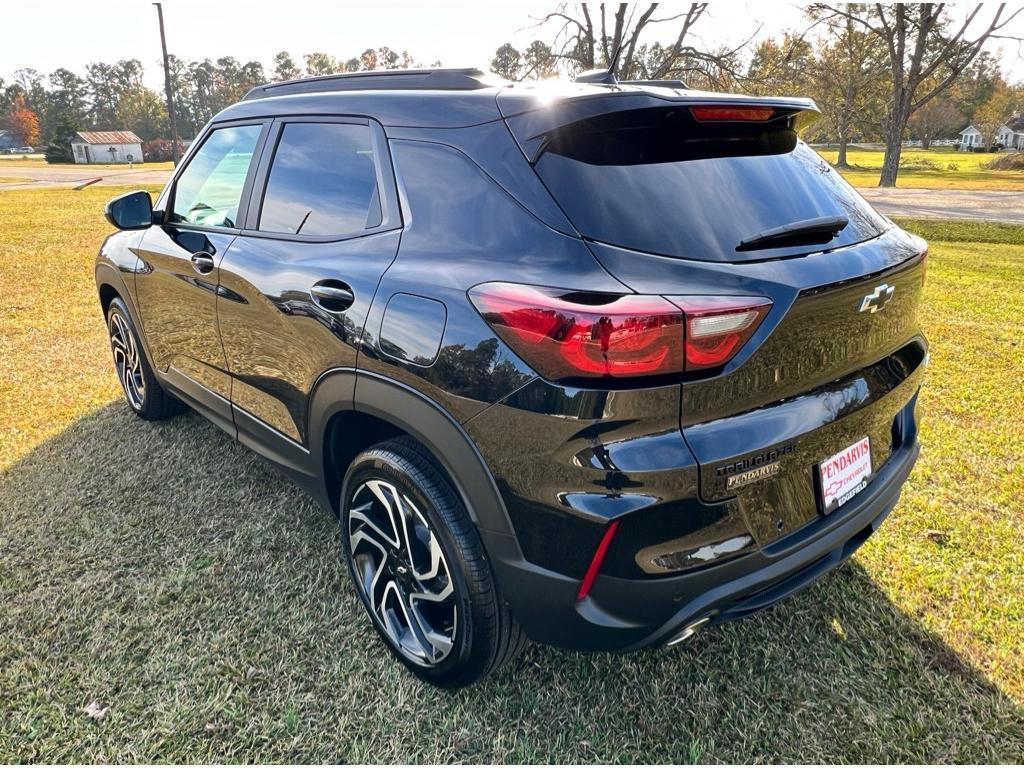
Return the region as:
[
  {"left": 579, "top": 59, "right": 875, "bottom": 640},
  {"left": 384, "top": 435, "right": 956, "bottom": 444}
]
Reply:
[{"left": 486, "top": 438, "right": 919, "bottom": 653}]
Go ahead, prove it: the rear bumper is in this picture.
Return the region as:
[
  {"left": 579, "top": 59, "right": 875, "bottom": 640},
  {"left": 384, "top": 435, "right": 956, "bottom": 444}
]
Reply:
[{"left": 484, "top": 432, "right": 919, "bottom": 652}]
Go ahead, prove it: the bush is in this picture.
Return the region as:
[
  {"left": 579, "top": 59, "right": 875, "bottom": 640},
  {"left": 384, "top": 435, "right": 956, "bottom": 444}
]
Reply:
[
  {"left": 141, "top": 138, "right": 185, "bottom": 162},
  {"left": 982, "top": 152, "right": 1024, "bottom": 170},
  {"left": 946, "top": 162, "right": 959, "bottom": 171}
]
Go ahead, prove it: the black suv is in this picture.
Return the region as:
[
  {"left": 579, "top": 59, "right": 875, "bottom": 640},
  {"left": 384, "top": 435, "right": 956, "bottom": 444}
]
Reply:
[{"left": 97, "top": 68, "right": 927, "bottom": 687}]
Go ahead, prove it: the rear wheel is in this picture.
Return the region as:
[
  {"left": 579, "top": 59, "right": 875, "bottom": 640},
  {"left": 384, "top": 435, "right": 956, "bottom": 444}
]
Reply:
[
  {"left": 106, "top": 297, "right": 182, "bottom": 420},
  {"left": 340, "top": 437, "right": 525, "bottom": 687}
]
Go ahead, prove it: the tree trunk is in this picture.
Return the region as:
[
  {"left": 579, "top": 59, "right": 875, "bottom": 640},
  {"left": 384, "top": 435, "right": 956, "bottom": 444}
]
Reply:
[
  {"left": 921, "top": 136, "right": 931, "bottom": 150},
  {"left": 879, "top": 114, "right": 906, "bottom": 187},
  {"left": 836, "top": 135, "right": 849, "bottom": 168}
]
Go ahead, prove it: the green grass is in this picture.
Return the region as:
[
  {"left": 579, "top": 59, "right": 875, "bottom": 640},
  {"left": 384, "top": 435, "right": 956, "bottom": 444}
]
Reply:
[
  {"left": 1, "top": 189, "right": 1022, "bottom": 761},
  {"left": 814, "top": 146, "right": 1024, "bottom": 190},
  {"left": 892, "top": 217, "right": 1024, "bottom": 245}
]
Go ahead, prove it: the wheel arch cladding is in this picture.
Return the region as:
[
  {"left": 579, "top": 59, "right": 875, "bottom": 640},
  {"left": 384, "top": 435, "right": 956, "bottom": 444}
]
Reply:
[{"left": 310, "top": 369, "right": 519, "bottom": 541}]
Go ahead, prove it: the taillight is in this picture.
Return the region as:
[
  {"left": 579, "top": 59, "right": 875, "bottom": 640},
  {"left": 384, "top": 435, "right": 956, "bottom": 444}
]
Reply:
[
  {"left": 690, "top": 105, "right": 775, "bottom": 122},
  {"left": 670, "top": 296, "right": 771, "bottom": 371},
  {"left": 468, "top": 283, "right": 685, "bottom": 381},
  {"left": 469, "top": 283, "right": 771, "bottom": 381}
]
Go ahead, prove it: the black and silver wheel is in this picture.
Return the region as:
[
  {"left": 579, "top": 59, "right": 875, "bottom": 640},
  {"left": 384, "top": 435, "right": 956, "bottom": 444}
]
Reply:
[
  {"left": 109, "top": 309, "right": 145, "bottom": 410},
  {"left": 348, "top": 478, "right": 458, "bottom": 666},
  {"left": 106, "top": 297, "right": 183, "bottom": 421},
  {"left": 341, "top": 437, "right": 526, "bottom": 687}
]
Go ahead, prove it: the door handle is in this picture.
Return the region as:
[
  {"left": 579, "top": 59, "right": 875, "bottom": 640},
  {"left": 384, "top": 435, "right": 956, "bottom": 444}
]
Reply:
[
  {"left": 311, "top": 280, "right": 355, "bottom": 312},
  {"left": 191, "top": 251, "right": 215, "bottom": 274}
]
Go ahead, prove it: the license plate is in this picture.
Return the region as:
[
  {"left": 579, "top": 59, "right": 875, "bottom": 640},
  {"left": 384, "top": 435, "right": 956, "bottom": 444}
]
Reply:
[{"left": 818, "top": 436, "right": 872, "bottom": 514}]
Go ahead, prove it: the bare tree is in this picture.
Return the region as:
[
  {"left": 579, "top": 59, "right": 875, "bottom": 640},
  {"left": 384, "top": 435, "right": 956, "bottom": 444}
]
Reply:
[
  {"left": 536, "top": 3, "right": 757, "bottom": 85},
  {"left": 811, "top": 3, "right": 1023, "bottom": 186},
  {"left": 807, "top": 12, "right": 889, "bottom": 167},
  {"left": 908, "top": 97, "right": 962, "bottom": 147}
]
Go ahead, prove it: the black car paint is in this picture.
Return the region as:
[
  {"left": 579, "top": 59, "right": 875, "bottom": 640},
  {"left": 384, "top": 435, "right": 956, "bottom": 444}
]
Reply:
[{"left": 96, "top": 80, "right": 926, "bottom": 653}]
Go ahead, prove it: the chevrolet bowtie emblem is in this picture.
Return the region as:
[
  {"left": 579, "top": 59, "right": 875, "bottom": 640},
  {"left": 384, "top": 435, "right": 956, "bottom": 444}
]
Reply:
[{"left": 859, "top": 283, "right": 895, "bottom": 313}]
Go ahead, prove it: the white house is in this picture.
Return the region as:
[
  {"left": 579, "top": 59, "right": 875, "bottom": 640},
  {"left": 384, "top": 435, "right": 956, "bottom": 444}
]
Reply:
[
  {"left": 959, "top": 116, "right": 1024, "bottom": 150},
  {"left": 70, "top": 131, "right": 144, "bottom": 164}
]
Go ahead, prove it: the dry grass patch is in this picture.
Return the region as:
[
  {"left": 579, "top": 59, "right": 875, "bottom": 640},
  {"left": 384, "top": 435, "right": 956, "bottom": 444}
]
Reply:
[{"left": 0, "top": 189, "right": 1022, "bottom": 761}]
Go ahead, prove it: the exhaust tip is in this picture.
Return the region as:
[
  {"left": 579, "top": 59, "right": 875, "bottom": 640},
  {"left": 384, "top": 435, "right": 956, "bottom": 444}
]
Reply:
[{"left": 666, "top": 616, "right": 711, "bottom": 647}]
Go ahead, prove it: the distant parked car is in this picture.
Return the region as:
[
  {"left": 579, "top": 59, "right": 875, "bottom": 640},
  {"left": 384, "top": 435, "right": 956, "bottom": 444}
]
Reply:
[{"left": 16, "top": 146, "right": 33, "bottom": 153}]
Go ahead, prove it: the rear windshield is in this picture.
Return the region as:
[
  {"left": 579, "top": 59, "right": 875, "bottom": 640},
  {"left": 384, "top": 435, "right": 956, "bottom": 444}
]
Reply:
[{"left": 533, "top": 107, "right": 889, "bottom": 261}]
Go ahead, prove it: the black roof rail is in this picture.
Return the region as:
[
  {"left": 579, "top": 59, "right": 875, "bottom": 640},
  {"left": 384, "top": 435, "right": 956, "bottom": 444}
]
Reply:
[{"left": 242, "top": 68, "right": 502, "bottom": 101}]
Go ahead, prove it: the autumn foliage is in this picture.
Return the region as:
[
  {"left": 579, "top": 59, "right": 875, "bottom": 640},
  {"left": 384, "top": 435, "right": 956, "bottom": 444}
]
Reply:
[{"left": 7, "top": 94, "right": 40, "bottom": 147}]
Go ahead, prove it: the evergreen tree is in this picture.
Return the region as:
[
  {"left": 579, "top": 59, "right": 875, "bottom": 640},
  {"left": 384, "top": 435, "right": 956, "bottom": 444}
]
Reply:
[{"left": 45, "top": 115, "right": 78, "bottom": 163}]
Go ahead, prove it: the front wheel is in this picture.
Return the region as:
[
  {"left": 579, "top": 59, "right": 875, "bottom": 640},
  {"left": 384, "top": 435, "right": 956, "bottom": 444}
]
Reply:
[
  {"left": 106, "top": 297, "right": 182, "bottom": 420},
  {"left": 340, "top": 437, "right": 525, "bottom": 687}
]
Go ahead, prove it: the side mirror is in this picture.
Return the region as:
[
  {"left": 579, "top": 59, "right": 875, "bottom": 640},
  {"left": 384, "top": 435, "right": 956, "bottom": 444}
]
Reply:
[{"left": 104, "top": 190, "right": 153, "bottom": 230}]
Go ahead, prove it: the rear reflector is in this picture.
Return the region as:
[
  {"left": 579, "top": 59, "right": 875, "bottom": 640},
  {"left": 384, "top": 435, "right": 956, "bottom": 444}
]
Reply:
[
  {"left": 468, "top": 283, "right": 685, "bottom": 382},
  {"left": 690, "top": 106, "right": 775, "bottom": 122},
  {"left": 577, "top": 519, "right": 620, "bottom": 601}
]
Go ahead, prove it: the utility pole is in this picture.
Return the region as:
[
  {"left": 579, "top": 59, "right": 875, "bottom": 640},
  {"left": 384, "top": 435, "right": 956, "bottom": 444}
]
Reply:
[{"left": 153, "top": 2, "right": 181, "bottom": 165}]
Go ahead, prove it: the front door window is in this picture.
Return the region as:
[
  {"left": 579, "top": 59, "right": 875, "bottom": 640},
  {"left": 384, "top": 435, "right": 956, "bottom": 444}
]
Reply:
[{"left": 170, "top": 125, "right": 261, "bottom": 228}]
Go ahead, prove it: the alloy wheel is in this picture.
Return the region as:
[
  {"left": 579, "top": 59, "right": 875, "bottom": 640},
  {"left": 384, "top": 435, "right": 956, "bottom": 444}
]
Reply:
[
  {"left": 109, "top": 312, "right": 145, "bottom": 410},
  {"left": 347, "top": 479, "right": 457, "bottom": 666}
]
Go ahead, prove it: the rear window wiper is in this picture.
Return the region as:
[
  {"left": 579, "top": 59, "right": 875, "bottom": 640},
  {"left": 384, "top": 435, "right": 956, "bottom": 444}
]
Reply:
[{"left": 736, "top": 215, "right": 848, "bottom": 252}]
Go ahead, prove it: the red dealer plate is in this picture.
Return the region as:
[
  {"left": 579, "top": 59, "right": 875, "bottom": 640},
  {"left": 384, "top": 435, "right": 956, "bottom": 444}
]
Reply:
[{"left": 818, "top": 436, "right": 872, "bottom": 515}]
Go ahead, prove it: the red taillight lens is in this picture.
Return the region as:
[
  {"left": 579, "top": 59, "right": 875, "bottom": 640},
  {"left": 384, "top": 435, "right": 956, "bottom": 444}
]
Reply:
[
  {"left": 669, "top": 296, "right": 772, "bottom": 371},
  {"left": 690, "top": 105, "right": 775, "bottom": 122},
  {"left": 470, "top": 283, "right": 771, "bottom": 380},
  {"left": 469, "top": 283, "right": 685, "bottom": 381}
]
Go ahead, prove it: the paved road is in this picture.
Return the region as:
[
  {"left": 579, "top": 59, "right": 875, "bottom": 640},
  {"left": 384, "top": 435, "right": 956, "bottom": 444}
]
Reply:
[
  {"left": 858, "top": 188, "right": 1024, "bottom": 224},
  {"left": 2, "top": 165, "right": 1021, "bottom": 224},
  {"left": 0, "top": 165, "right": 172, "bottom": 190}
]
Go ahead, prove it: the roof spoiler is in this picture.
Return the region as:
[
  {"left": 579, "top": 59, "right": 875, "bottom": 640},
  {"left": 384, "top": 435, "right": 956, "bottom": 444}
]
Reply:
[{"left": 499, "top": 93, "right": 820, "bottom": 163}]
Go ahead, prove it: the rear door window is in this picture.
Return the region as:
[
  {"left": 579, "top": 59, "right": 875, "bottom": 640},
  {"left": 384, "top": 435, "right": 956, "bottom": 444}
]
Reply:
[
  {"left": 533, "top": 107, "right": 889, "bottom": 262},
  {"left": 258, "top": 122, "right": 381, "bottom": 237}
]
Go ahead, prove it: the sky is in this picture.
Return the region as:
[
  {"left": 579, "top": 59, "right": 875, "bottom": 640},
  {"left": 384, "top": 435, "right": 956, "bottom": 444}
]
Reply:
[{"left": 1, "top": 0, "right": 1022, "bottom": 89}]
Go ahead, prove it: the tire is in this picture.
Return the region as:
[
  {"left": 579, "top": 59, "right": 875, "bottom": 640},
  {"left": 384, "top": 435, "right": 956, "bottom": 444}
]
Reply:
[
  {"left": 340, "top": 436, "right": 526, "bottom": 687},
  {"left": 106, "top": 297, "right": 183, "bottom": 421}
]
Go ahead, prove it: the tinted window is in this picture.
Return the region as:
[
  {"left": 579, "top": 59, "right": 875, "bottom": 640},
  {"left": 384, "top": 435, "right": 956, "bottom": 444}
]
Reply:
[
  {"left": 534, "top": 108, "right": 889, "bottom": 262},
  {"left": 171, "top": 124, "right": 261, "bottom": 228},
  {"left": 259, "top": 123, "right": 381, "bottom": 236}
]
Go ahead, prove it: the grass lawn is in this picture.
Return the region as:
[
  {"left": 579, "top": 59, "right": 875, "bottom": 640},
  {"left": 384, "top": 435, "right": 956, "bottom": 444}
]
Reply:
[
  {"left": 1, "top": 187, "right": 1022, "bottom": 762},
  {"left": 0, "top": 176, "right": 32, "bottom": 184},
  {"left": 814, "top": 145, "right": 1024, "bottom": 190}
]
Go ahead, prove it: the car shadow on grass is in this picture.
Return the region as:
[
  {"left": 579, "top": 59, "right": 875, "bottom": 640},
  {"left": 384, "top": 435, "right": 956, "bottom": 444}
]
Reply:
[{"left": 1, "top": 403, "right": 1022, "bottom": 763}]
